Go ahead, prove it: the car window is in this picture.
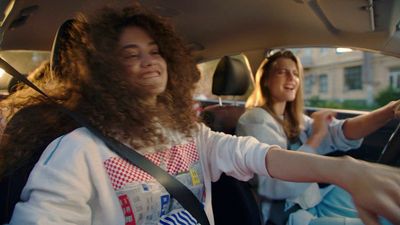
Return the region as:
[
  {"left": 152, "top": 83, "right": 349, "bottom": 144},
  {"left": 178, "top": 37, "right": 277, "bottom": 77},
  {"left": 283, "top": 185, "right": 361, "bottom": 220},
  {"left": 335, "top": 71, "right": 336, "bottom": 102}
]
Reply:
[
  {"left": 195, "top": 48, "right": 400, "bottom": 111},
  {"left": 0, "top": 50, "right": 50, "bottom": 95},
  {"left": 291, "top": 48, "right": 400, "bottom": 111}
]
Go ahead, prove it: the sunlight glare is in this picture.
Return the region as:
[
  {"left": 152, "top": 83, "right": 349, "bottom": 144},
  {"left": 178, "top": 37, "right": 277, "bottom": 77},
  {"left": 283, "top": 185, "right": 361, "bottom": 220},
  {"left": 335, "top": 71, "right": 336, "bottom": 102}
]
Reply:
[
  {"left": 0, "top": 68, "right": 5, "bottom": 78},
  {"left": 336, "top": 48, "right": 353, "bottom": 53}
]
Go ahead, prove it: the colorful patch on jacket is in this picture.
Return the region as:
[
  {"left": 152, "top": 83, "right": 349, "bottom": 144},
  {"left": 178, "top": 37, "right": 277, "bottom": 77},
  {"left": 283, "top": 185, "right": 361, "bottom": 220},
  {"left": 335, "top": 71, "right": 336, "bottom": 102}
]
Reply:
[{"left": 104, "top": 140, "right": 205, "bottom": 225}]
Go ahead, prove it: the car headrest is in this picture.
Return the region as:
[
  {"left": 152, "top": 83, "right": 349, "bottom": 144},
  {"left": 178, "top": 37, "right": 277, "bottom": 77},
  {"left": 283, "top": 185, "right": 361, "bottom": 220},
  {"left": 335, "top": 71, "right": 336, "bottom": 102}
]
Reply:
[
  {"left": 212, "top": 56, "right": 251, "bottom": 96},
  {"left": 50, "top": 19, "right": 75, "bottom": 75}
]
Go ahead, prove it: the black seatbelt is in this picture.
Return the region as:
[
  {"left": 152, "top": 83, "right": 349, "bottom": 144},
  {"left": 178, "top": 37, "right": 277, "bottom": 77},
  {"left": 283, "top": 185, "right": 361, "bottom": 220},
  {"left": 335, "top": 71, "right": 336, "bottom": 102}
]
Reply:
[{"left": 0, "top": 57, "right": 210, "bottom": 225}]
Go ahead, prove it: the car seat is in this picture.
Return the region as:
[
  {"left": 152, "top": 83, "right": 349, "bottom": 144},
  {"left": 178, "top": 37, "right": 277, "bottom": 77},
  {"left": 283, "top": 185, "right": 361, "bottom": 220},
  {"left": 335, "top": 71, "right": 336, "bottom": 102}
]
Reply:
[
  {"left": 200, "top": 56, "right": 263, "bottom": 225},
  {"left": 201, "top": 56, "right": 250, "bottom": 135}
]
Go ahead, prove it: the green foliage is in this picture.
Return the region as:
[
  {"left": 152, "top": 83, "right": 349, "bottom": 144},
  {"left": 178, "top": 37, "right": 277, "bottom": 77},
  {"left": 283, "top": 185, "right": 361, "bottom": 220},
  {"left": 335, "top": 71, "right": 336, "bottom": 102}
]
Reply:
[
  {"left": 306, "top": 87, "right": 400, "bottom": 111},
  {"left": 374, "top": 87, "right": 400, "bottom": 107},
  {"left": 305, "top": 96, "right": 373, "bottom": 110}
]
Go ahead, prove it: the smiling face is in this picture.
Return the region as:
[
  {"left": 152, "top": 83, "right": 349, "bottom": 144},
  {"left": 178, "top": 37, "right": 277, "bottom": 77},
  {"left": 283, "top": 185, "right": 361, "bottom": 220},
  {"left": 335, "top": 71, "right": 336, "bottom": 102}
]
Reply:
[
  {"left": 265, "top": 57, "right": 300, "bottom": 104},
  {"left": 119, "top": 26, "right": 168, "bottom": 104}
]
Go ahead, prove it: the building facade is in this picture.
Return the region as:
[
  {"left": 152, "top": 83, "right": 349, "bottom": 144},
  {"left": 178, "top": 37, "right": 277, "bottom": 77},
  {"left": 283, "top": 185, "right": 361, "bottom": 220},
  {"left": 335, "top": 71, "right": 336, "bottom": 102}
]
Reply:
[{"left": 293, "top": 48, "right": 400, "bottom": 107}]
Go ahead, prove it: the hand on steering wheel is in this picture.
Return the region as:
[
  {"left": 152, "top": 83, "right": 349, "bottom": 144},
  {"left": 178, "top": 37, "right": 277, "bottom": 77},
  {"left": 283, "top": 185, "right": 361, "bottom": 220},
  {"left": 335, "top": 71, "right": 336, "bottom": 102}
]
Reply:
[{"left": 378, "top": 122, "right": 400, "bottom": 166}]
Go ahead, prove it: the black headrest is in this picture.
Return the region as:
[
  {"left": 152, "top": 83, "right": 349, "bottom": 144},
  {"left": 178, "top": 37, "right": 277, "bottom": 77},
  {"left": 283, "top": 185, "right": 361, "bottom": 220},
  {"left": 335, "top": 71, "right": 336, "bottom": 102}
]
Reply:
[
  {"left": 50, "top": 19, "right": 75, "bottom": 74},
  {"left": 212, "top": 56, "right": 251, "bottom": 96}
]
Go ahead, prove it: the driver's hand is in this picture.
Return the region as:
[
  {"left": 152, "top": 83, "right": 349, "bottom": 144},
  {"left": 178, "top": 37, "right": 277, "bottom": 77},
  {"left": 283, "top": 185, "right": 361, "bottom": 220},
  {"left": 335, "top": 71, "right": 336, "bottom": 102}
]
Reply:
[
  {"left": 393, "top": 100, "right": 400, "bottom": 119},
  {"left": 310, "top": 110, "right": 336, "bottom": 137},
  {"left": 347, "top": 160, "right": 400, "bottom": 225}
]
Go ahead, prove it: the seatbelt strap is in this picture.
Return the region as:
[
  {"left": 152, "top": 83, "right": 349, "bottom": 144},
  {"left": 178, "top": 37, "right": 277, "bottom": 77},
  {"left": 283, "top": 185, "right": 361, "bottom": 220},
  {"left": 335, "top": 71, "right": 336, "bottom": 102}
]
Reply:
[{"left": 0, "top": 57, "right": 210, "bottom": 225}]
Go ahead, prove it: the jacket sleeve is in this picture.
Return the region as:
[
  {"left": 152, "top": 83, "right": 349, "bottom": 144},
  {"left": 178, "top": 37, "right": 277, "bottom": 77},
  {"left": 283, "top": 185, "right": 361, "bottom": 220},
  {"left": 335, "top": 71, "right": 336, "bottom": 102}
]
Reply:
[
  {"left": 197, "top": 123, "right": 273, "bottom": 182},
  {"left": 302, "top": 115, "right": 363, "bottom": 155},
  {"left": 236, "top": 108, "right": 287, "bottom": 148},
  {"left": 9, "top": 131, "right": 95, "bottom": 225},
  {"left": 236, "top": 109, "right": 313, "bottom": 199}
]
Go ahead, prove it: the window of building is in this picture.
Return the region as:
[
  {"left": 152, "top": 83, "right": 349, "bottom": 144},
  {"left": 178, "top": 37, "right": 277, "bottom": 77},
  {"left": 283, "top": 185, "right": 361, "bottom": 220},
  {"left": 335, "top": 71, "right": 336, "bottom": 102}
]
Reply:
[
  {"left": 304, "top": 75, "right": 313, "bottom": 94},
  {"left": 344, "top": 66, "right": 362, "bottom": 90},
  {"left": 319, "top": 48, "right": 329, "bottom": 56},
  {"left": 389, "top": 68, "right": 400, "bottom": 89},
  {"left": 303, "top": 48, "right": 312, "bottom": 57},
  {"left": 319, "top": 74, "right": 328, "bottom": 93}
]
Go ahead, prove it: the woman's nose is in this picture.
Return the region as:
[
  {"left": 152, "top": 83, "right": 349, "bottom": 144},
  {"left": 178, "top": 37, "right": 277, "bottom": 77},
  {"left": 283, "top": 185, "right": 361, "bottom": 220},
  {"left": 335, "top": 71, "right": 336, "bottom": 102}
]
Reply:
[
  {"left": 286, "top": 71, "right": 296, "bottom": 79},
  {"left": 141, "top": 53, "right": 155, "bottom": 67}
]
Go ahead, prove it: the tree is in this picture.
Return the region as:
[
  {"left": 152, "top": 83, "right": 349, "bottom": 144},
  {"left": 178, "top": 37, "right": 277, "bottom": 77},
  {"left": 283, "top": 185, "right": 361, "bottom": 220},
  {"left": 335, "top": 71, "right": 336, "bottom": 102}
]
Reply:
[{"left": 375, "top": 87, "right": 400, "bottom": 107}]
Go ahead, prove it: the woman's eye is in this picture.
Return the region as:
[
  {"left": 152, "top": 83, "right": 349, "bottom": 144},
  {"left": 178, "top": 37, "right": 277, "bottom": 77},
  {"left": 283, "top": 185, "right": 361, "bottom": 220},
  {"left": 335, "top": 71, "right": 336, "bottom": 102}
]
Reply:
[
  {"left": 276, "top": 69, "right": 286, "bottom": 74},
  {"left": 125, "top": 54, "right": 138, "bottom": 59},
  {"left": 121, "top": 50, "right": 139, "bottom": 59},
  {"left": 151, "top": 50, "right": 160, "bottom": 55}
]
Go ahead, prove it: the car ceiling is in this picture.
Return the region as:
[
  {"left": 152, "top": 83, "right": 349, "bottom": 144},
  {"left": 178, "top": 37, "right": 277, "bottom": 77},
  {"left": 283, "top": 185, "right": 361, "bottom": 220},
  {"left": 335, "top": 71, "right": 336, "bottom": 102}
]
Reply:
[{"left": 0, "top": 0, "right": 399, "bottom": 71}]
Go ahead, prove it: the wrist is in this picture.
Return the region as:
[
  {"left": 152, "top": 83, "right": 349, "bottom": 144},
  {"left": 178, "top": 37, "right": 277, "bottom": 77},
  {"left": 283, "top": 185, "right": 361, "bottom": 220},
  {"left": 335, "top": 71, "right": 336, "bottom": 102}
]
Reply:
[
  {"left": 391, "top": 100, "right": 400, "bottom": 119},
  {"left": 382, "top": 100, "right": 399, "bottom": 119},
  {"left": 329, "top": 156, "right": 364, "bottom": 193},
  {"left": 306, "top": 133, "right": 324, "bottom": 149}
]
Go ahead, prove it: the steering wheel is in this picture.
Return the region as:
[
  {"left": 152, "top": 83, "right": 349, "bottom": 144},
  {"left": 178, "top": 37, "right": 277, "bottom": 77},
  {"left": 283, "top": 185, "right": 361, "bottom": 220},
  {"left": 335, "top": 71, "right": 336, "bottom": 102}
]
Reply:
[{"left": 377, "top": 123, "right": 400, "bottom": 166}]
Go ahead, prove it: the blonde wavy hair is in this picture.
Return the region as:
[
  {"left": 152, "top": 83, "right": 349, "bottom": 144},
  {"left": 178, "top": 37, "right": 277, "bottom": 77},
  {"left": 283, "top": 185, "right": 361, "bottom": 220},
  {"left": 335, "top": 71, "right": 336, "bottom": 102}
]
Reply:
[{"left": 246, "top": 50, "right": 304, "bottom": 140}]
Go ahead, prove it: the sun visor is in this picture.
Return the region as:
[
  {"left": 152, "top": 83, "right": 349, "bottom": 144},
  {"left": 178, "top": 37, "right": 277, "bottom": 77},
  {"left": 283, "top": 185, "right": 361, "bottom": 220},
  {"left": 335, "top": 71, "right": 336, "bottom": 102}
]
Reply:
[{"left": 309, "top": 0, "right": 375, "bottom": 33}]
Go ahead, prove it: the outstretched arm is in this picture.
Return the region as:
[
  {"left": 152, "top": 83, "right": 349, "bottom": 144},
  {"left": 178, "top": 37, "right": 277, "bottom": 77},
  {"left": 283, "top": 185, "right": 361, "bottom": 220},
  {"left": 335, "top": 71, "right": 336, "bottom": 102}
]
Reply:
[
  {"left": 265, "top": 147, "right": 400, "bottom": 225},
  {"left": 343, "top": 100, "right": 400, "bottom": 140}
]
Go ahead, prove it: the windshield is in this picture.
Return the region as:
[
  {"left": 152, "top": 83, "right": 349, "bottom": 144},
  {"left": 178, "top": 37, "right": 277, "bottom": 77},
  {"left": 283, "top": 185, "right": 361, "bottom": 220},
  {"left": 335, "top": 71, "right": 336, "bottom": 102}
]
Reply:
[{"left": 196, "top": 47, "right": 400, "bottom": 111}]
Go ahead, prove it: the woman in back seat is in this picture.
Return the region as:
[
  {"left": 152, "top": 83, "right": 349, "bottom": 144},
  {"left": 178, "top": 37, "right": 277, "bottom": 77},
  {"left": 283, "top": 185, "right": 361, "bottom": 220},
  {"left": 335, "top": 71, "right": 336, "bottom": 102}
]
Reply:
[
  {"left": 4, "top": 5, "right": 400, "bottom": 225},
  {"left": 237, "top": 50, "right": 399, "bottom": 225}
]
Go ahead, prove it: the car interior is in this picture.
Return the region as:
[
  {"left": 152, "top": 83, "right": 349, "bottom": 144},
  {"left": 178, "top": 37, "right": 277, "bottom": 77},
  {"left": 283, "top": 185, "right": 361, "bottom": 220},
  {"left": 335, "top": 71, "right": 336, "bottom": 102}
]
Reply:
[
  {"left": 199, "top": 55, "right": 263, "bottom": 224},
  {"left": 1, "top": 0, "right": 400, "bottom": 224}
]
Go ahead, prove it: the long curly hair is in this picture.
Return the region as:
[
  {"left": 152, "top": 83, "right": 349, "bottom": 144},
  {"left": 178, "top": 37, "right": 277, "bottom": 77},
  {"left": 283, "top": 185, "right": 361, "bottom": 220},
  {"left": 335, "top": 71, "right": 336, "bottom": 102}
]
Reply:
[
  {"left": 0, "top": 61, "right": 72, "bottom": 121},
  {"left": 0, "top": 4, "right": 201, "bottom": 177},
  {"left": 74, "top": 5, "right": 200, "bottom": 149},
  {"left": 246, "top": 50, "right": 304, "bottom": 140},
  {"left": 0, "top": 61, "right": 79, "bottom": 177},
  {"left": 0, "top": 18, "right": 86, "bottom": 177}
]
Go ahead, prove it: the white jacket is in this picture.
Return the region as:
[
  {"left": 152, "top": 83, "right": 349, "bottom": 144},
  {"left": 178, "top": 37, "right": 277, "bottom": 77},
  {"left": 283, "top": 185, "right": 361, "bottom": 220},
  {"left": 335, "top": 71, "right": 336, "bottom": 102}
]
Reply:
[
  {"left": 10, "top": 123, "right": 272, "bottom": 225},
  {"left": 236, "top": 107, "right": 362, "bottom": 224}
]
